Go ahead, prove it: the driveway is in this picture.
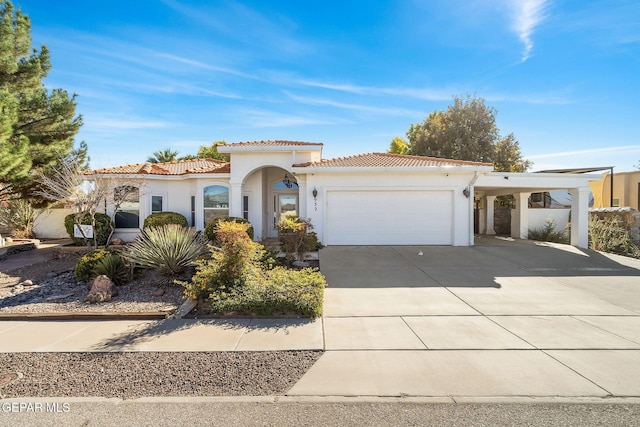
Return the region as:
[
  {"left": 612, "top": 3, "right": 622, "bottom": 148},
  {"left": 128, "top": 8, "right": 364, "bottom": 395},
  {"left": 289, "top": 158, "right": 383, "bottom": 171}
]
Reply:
[{"left": 289, "top": 237, "right": 640, "bottom": 398}]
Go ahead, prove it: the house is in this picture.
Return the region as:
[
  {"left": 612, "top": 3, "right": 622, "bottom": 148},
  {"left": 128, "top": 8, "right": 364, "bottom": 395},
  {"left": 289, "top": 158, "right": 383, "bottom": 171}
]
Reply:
[
  {"left": 85, "top": 140, "right": 600, "bottom": 248},
  {"left": 590, "top": 171, "right": 640, "bottom": 209}
]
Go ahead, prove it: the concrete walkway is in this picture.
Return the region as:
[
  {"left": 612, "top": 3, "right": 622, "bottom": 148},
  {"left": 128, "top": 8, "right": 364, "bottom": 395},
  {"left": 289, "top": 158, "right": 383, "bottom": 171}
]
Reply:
[{"left": 1, "top": 237, "right": 640, "bottom": 400}]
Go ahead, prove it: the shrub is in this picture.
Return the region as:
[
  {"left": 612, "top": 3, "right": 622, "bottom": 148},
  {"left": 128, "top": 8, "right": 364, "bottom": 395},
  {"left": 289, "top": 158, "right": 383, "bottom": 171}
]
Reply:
[
  {"left": 75, "top": 248, "right": 119, "bottom": 281},
  {"left": 64, "top": 213, "right": 111, "bottom": 246},
  {"left": 276, "top": 216, "right": 321, "bottom": 264},
  {"left": 124, "top": 224, "right": 209, "bottom": 279},
  {"left": 528, "top": 218, "right": 569, "bottom": 244},
  {"left": 207, "top": 267, "right": 326, "bottom": 317},
  {"left": 204, "top": 216, "right": 254, "bottom": 242},
  {"left": 182, "top": 221, "right": 264, "bottom": 299},
  {"left": 143, "top": 212, "right": 188, "bottom": 229},
  {"left": 0, "top": 199, "right": 38, "bottom": 238},
  {"left": 92, "top": 254, "right": 131, "bottom": 286},
  {"left": 589, "top": 214, "right": 640, "bottom": 257}
]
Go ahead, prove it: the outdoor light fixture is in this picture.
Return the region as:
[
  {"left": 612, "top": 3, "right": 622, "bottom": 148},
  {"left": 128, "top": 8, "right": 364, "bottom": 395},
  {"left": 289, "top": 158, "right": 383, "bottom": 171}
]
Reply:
[
  {"left": 463, "top": 187, "right": 470, "bottom": 198},
  {"left": 282, "top": 173, "right": 293, "bottom": 189},
  {"left": 312, "top": 187, "right": 318, "bottom": 200}
]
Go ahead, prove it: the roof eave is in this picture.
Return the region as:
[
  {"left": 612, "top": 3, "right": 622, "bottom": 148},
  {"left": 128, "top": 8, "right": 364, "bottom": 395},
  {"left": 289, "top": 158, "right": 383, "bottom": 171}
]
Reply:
[{"left": 292, "top": 165, "right": 494, "bottom": 174}]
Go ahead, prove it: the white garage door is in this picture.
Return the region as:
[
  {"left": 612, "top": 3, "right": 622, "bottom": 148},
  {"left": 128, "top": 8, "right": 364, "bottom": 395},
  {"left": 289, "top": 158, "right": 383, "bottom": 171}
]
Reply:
[{"left": 325, "top": 190, "right": 453, "bottom": 245}]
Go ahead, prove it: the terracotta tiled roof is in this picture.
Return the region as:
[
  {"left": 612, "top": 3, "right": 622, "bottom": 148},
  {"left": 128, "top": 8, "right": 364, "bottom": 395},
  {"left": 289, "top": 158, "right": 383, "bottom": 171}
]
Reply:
[
  {"left": 88, "top": 159, "right": 230, "bottom": 175},
  {"left": 293, "top": 152, "right": 493, "bottom": 168},
  {"left": 226, "top": 140, "right": 323, "bottom": 148}
]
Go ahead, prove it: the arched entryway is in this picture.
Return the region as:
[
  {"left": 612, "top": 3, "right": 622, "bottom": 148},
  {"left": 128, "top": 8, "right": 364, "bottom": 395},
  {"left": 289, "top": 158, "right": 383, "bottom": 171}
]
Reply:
[{"left": 241, "top": 166, "right": 300, "bottom": 240}]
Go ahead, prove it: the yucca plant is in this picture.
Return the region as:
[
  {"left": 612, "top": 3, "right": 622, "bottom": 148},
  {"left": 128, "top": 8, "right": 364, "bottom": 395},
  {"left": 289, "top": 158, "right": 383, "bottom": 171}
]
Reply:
[
  {"left": 92, "top": 254, "right": 131, "bottom": 286},
  {"left": 124, "top": 224, "right": 209, "bottom": 279}
]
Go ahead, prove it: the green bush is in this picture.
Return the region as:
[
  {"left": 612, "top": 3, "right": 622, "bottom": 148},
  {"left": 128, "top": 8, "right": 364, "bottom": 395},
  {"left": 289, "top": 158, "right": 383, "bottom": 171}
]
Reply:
[
  {"left": 92, "top": 254, "right": 131, "bottom": 286},
  {"left": 143, "top": 212, "right": 188, "bottom": 229},
  {"left": 204, "top": 216, "right": 254, "bottom": 242},
  {"left": 276, "top": 216, "right": 321, "bottom": 264},
  {"left": 528, "top": 218, "right": 569, "bottom": 244},
  {"left": 207, "top": 267, "right": 326, "bottom": 317},
  {"left": 64, "top": 213, "right": 111, "bottom": 246},
  {"left": 124, "top": 224, "right": 209, "bottom": 280},
  {"left": 182, "top": 221, "right": 264, "bottom": 299},
  {"left": 589, "top": 214, "right": 640, "bottom": 257},
  {"left": 75, "top": 248, "right": 119, "bottom": 281}
]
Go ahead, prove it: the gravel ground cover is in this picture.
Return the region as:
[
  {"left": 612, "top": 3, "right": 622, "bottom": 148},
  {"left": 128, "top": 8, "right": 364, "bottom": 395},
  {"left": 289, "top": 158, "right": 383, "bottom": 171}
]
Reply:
[
  {"left": 0, "top": 351, "right": 322, "bottom": 398},
  {"left": 0, "top": 247, "right": 184, "bottom": 315}
]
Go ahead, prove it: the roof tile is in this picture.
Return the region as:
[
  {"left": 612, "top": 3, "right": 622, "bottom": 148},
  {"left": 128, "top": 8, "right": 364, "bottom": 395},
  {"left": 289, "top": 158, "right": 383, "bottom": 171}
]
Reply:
[
  {"left": 227, "top": 140, "right": 323, "bottom": 147},
  {"left": 293, "top": 152, "right": 493, "bottom": 168},
  {"left": 88, "top": 158, "right": 230, "bottom": 176}
]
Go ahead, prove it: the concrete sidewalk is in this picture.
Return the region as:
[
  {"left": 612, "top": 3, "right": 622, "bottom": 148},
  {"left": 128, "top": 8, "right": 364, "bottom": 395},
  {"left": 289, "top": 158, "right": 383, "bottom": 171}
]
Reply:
[{"left": 2, "top": 237, "right": 640, "bottom": 400}]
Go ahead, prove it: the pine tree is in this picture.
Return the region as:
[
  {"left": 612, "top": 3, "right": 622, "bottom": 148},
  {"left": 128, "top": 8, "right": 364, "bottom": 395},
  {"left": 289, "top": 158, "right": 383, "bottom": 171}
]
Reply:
[{"left": 0, "top": 0, "right": 82, "bottom": 202}]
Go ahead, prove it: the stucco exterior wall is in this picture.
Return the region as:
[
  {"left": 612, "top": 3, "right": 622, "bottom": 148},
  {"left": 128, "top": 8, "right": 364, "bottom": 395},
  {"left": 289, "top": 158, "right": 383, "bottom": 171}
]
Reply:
[{"left": 302, "top": 171, "right": 476, "bottom": 246}]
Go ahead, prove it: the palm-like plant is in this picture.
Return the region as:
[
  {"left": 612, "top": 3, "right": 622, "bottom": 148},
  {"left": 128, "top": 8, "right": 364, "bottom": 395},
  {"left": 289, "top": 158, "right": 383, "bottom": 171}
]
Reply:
[
  {"left": 146, "top": 148, "right": 179, "bottom": 163},
  {"left": 124, "top": 224, "right": 209, "bottom": 279}
]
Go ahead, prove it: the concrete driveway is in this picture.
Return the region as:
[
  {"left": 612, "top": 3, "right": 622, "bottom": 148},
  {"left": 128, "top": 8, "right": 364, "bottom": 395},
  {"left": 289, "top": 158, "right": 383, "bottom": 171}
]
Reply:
[{"left": 289, "top": 237, "right": 640, "bottom": 398}]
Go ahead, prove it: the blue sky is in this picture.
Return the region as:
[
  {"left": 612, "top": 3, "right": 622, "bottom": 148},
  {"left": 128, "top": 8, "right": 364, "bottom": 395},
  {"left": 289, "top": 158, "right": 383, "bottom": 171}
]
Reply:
[{"left": 15, "top": 0, "right": 640, "bottom": 171}]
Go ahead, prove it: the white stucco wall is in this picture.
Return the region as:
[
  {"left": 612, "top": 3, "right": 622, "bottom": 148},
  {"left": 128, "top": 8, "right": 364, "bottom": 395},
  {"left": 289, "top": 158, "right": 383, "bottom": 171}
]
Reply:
[
  {"left": 34, "top": 207, "right": 75, "bottom": 239},
  {"left": 302, "top": 170, "right": 477, "bottom": 246},
  {"left": 528, "top": 208, "right": 571, "bottom": 233}
]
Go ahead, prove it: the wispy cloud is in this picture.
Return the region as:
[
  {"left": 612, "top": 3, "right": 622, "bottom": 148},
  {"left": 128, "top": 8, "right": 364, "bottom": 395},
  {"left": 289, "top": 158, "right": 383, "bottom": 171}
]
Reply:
[
  {"left": 295, "top": 79, "right": 455, "bottom": 101},
  {"left": 509, "top": 0, "right": 550, "bottom": 62},
  {"left": 90, "top": 118, "right": 173, "bottom": 130},
  {"left": 240, "top": 109, "right": 350, "bottom": 128},
  {"left": 284, "top": 91, "right": 426, "bottom": 117},
  {"left": 527, "top": 145, "right": 640, "bottom": 159}
]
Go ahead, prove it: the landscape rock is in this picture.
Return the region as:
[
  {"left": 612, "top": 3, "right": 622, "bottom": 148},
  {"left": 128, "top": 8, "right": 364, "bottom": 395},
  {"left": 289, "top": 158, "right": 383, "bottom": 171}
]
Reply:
[
  {"left": 86, "top": 275, "right": 116, "bottom": 304},
  {"left": 153, "top": 288, "right": 165, "bottom": 297},
  {"left": 110, "top": 238, "right": 125, "bottom": 246},
  {"left": 46, "top": 272, "right": 58, "bottom": 279},
  {"left": 20, "top": 279, "right": 35, "bottom": 287}
]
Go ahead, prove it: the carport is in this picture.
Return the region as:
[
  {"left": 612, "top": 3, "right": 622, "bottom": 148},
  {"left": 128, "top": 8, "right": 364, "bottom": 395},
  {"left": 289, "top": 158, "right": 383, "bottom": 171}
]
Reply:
[{"left": 474, "top": 171, "right": 601, "bottom": 248}]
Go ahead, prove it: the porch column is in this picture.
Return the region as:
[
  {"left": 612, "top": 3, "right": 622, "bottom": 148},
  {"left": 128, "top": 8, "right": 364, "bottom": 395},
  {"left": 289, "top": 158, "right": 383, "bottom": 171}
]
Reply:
[
  {"left": 511, "top": 192, "right": 530, "bottom": 239},
  {"left": 229, "top": 182, "right": 243, "bottom": 218},
  {"left": 485, "top": 195, "right": 496, "bottom": 235},
  {"left": 570, "top": 187, "right": 591, "bottom": 248},
  {"left": 296, "top": 174, "right": 307, "bottom": 218},
  {"left": 478, "top": 197, "right": 487, "bottom": 235}
]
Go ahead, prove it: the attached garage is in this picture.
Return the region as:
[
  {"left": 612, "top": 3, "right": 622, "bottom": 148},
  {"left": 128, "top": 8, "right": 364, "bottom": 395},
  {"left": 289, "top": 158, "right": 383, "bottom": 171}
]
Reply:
[{"left": 324, "top": 190, "right": 454, "bottom": 245}]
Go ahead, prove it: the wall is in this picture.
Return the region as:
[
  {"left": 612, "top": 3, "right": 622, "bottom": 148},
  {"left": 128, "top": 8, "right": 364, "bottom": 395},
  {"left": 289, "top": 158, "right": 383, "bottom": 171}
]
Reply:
[
  {"left": 303, "top": 170, "right": 476, "bottom": 246},
  {"left": 33, "top": 207, "right": 75, "bottom": 239},
  {"left": 527, "top": 208, "right": 571, "bottom": 233}
]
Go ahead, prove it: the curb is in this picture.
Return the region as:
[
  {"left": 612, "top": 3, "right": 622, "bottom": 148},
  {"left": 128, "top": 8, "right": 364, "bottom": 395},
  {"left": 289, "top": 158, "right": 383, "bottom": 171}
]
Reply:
[{"left": 0, "top": 312, "right": 171, "bottom": 321}]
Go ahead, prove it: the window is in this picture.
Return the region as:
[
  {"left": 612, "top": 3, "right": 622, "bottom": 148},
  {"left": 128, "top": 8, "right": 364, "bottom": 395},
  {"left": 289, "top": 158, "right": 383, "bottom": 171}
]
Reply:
[
  {"left": 273, "top": 181, "right": 298, "bottom": 189},
  {"left": 243, "top": 195, "right": 249, "bottom": 220},
  {"left": 151, "top": 195, "right": 163, "bottom": 213},
  {"left": 114, "top": 186, "right": 140, "bottom": 228},
  {"left": 203, "top": 185, "right": 229, "bottom": 225},
  {"left": 190, "top": 195, "right": 196, "bottom": 227}
]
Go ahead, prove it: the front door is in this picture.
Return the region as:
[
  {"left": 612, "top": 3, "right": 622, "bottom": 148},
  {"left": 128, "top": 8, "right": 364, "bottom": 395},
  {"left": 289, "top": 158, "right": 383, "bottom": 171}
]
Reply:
[{"left": 269, "top": 193, "right": 298, "bottom": 237}]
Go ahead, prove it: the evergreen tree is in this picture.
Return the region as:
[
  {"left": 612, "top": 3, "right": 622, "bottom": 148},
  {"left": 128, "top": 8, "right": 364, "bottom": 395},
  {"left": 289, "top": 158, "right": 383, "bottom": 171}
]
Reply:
[
  {"left": 404, "top": 95, "right": 531, "bottom": 172},
  {"left": 196, "top": 140, "right": 228, "bottom": 161},
  {"left": 0, "top": 0, "right": 82, "bottom": 202}
]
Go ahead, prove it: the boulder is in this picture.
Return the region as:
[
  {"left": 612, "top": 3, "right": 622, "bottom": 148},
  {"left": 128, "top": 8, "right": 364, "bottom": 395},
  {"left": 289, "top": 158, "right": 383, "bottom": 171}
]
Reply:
[{"left": 86, "top": 275, "right": 117, "bottom": 304}]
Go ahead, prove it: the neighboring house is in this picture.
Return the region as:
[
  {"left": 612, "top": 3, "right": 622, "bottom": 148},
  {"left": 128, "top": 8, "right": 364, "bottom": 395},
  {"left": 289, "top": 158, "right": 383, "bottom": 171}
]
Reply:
[
  {"left": 590, "top": 171, "right": 640, "bottom": 209},
  {"left": 86, "top": 140, "right": 600, "bottom": 248}
]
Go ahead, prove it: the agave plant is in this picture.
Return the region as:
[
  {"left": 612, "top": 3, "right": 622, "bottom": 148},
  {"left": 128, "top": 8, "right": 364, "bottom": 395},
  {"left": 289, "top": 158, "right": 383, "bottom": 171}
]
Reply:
[
  {"left": 124, "top": 224, "right": 209, "bottom": 278},
  {"left": 92, "top": 254, "right": 131, "bottom": 286}
]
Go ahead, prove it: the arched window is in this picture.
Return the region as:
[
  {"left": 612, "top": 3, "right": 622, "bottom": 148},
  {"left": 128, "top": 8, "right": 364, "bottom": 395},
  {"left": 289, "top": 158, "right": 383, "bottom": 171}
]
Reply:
[
  {"left": 203, "top": 185, "right": 229, "bottom": 225},
  {"left": 114, "top": 186, "right": 140, "bottom": 228}
]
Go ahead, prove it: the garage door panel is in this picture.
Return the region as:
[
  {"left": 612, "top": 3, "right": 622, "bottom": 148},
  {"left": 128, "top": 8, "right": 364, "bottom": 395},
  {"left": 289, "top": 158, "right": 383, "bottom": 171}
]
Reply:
[{"left": 326, "top": 190, "right": 453, "bottom": 245}]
